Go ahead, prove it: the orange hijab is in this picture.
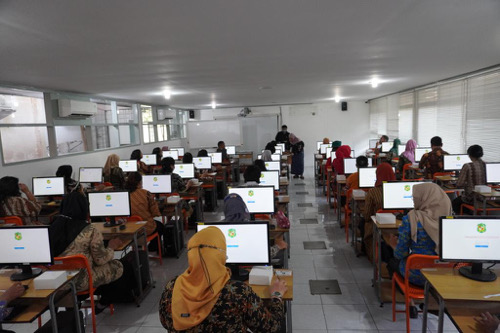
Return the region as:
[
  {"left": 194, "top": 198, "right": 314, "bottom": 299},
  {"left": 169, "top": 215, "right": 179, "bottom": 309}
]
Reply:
[{"left": 172, "top": 227, "right": 230, "bottom": 330}]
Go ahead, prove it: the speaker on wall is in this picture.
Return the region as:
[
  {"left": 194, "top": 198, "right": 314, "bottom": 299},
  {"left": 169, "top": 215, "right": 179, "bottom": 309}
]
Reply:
[
  {"left": 341, "top": 102, "right": 348, "bottom": 111},
  {"left": 189, "top": 110, "right": 195, "bottom": 119}
]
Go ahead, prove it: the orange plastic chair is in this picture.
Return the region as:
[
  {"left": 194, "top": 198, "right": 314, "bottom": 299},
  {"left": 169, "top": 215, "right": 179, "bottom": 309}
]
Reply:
[
  {"left": 0, "top": 216, "right": 23, "bottom": 225},
  {"left": 460, "top": 203, "right": 500, "bottom": 216},
  {"left": 126, "top": 215, "right": 162, "bottom": 265},
  {"left": 391, "top": 254, "right": 456, "bottom": 333},
  {"left": 47, "top": 254, "right": 114, "bottom": 333},
  {"left": 402, "top": 164, "right": 424, "bottom": 181}
]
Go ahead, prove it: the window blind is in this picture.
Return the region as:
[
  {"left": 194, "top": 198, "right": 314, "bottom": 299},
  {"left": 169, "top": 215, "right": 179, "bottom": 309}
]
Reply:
[
  {"left": 416, "top": 87, "right": 438, "bottom": 147},
  {"left": 398, "top": 92, "right": 414, "bottom": 143}
]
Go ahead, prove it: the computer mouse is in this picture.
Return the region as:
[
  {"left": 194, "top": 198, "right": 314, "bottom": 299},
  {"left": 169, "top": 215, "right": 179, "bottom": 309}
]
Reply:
[{"left": 119, "top": 224, "right": 126, "bottom": 230}]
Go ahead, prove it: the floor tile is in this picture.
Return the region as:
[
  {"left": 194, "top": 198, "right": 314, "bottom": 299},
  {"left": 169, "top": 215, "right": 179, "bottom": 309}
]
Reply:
[
  {"left": 323, "top": 304, "right": 377, "bottom": 330},
  {"left": 291, "top": 283, "right": 323, "bottom": 305},
  {"left": 367, "top": 303, "right": 424, "bottom": 331},
  {"left": 291, "top": 304, "right": 327, "bottom": 330},
  {"left": 320, "top": 283, "right": 366, "bottom": 305}
]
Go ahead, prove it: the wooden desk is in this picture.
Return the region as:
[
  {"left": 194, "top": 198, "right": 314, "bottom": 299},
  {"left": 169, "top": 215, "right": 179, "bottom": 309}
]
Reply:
[
  {"left": 200, "top": 173, "right": 218, "bottom": 211},
  {"left": 445, "top": 300, "right": 500, "bottom": 333},
  {"left": 422, "top": 268, "right": 500, "bottom": 333},
  {"left": 371, "top": 216, "right": 401, "bottom": 305},
  {"left": 473, "top": 190, "right": 500, "bottom": 215},
  {"left": 0, "top": 269, "right": 82, "bottom": 332},
  {"left": 314, "top": 154, "right": 323, "bottom": 187},
  {"left": 94, "top": 221, "right": 153, "bottom": 305},
  {"left": 279, "top": 177, "right": 289, "bottom": 194},
  {"left": 270, "top": 227, "right": 291, "bottom": 267},
  {"left": 276, "top": 195, "right": 290, "bottom": 217}
]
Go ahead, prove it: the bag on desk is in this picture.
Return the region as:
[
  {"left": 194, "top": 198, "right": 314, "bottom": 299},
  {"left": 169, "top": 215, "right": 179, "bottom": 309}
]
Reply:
[{"left": 275, "top": 210, "right": 290, "bottom": 229}]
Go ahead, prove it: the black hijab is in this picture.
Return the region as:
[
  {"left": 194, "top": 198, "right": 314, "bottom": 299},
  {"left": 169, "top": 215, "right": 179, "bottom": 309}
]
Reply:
[{"left": 49, "top": 192, "right": 89, "bottom": 256}]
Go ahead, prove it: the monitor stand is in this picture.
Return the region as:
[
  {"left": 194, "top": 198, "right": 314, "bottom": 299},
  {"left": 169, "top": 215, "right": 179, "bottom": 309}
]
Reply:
[
  {"left": 459, "top": 263, "right": 497, "bottom": 282},
  {"left": 11, "top": 265, "right": 42, "bottom": 281},
  {"left": 104, "top": 216, "right": 119, "bottom": 228},
  {"left": 229, "top": 265, "right": 250, "bottom": 282}
]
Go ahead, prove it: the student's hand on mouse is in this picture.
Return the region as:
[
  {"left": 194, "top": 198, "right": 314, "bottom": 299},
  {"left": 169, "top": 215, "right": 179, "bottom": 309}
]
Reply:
[
  {"left": 389, "top": 234, "right": 399, "bottom": 249},
  {"left": 1, "top": 283, "right": 26, "bottom": 304},
  {"left": 108, "top": 238, "right": 122, "bottom": 250},
  {"left": 474, "top": 312, "right": 500, "bottom": 332},
  {"left": 269, "top": 278, "right": 287, "bottom": 296},
  {"left": 275, "top": 235, "right": 288, "bottom": 250}
]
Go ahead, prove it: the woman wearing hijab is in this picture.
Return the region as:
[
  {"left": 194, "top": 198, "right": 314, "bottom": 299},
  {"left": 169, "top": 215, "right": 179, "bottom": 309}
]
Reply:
[
  {"left": 49, "top": 191, "right": 136, "bottom": 310},
  {"left": 55, "top": 164, "right": 79, "bottom": 193},
  {"left": 362, "top": 163, "right": 396, "bottom": 261},
  {"left": 396, "top": 139, "right": 417, "bottom": 177},
  {"left": 262, "top": 150, "right": 273, "bottom": 162},
  {"left": 324, "top": 140, "right": 342, "bottom": 169},
  {"left": 159, "top": 227, "right": 287, "bottom": 332},
  {"left": 332, "top": 145, "right": 352, "bottom": 175},
  {"left": 386, "top": 182, "right": 451, "bottom": 317},
  {"left": 103, "top": 154, "right": 125, "bottom": 189},
  {"left": 289, "top": 133, "right": 305, "bottom": 179},
  {"left": 131, "top": 149, "right": 149, "bottom": 174},
  {"left": 387, "top": 138, "right": 401, "bottom": 161}
]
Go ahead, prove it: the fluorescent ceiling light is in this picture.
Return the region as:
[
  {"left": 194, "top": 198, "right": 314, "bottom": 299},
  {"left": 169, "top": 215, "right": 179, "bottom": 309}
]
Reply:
[
  {"left": 370, "top": 78, "right": 380, "bottom": 88},
  {"left": 211, "top": 101, "right": 217, "bottom": 109},
  {"left": 164, "top": 88, "right": 171, "bottom": 100},
  {"left": 334, "top": 96, "right": 340, "bottom": 103}
]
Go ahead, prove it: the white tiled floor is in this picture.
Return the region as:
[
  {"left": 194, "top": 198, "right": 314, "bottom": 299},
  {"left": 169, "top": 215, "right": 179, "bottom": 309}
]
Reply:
[{"left": 4, "top": 166, "right": 460, "bottom": 332}]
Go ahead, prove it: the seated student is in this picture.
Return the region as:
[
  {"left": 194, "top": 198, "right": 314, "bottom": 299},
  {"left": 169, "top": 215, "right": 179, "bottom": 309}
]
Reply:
[
  {"left": 322, "top": 137, "right": 330, "bottom": 144},
  {"left": 363, "top": 163, "right": 395, "bottom": 261},
  {"left": 223, "top": 193, "right": 287, "bottom": 259},
  {"left": 373, "top": 135, "right": 389, "bottom": 154},
  {"left": 103, "top": 154, "right": 125, "bottom": 189},
  {"left": 261, "top": 150, "right": 273, "bottom": 162},
  {"left": 160, "top": 157, "right": 195, "bottom": 193},
  {"left": 152, "top": 147, "right": 162, "bottom": 165},
  {"left": 264, "top": 142, "right": 276, "bottom": 154},
  {"left": 182, "top": 152, "right": 193, "bottom": 164},
  {"left": 345, "top": 156, "right": 369, "bottom": 191},
  {"left": 56, "top": 164, "right": 78, "bottom": 193},
  {"left": 452, "top": 145, "right": 486, "bottom": 214},
  {"left": 254, "top": 159, "right": 267, "bottom": 172},
  {"left": 386, "top": 138, "right": 401, "bottom": 161},
  {"left": 396, "top": 139, "right": 417, "bottom": 177},
  {"left": 243, "top": 165, "right": 261, "bottom": 185},
  {"left": 159, "top": 227, "right": 286, "bottom": 332},
  {"left": 197, "top": 149, "right": 208, "bottom": 157},
  {"left": 0, "top": 176, "right": 41, "bottom": 225},
  {"left": 418, "top": 136, "right": 449, "bottom": 179},
  {"left": 124, "top": 172, "right": 163, "bottom": 236},
  {"left": 49, "top": 191, "right": 136, "bottom": 311},
  {"left": 131, "top": 149, "right": 149, "bottom": 175},
  {"left": 0, "top": 282, "right": 26, "bottom": 322},
  {"left": 216, "top": 141, "right": 229, "bottom": 162},
  {"left": 332, "top": 145, "right": 352, "bottom": 175},
  {"left": 386, "top": 183, "right": 451, "bottom": 318}
]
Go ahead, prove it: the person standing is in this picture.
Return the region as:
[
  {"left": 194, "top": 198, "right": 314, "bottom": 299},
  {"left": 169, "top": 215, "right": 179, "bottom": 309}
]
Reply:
[
  {"left": 275, "top": 125, "right": 290, "bottom": 151},
  {"left": 290, "top": 133, "right": 305, "bottom": 179}
]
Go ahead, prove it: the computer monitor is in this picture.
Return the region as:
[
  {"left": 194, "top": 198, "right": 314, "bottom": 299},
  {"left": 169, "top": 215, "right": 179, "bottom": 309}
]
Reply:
[
  {"left": 382, "top": 181, "right": 424, "bottom": 210},
  {"left": 226, "top": 146, "right": 236, "bottom": 155},
  {"left": 351, "top": 150, "right": 355, "bottom": 157},
  {"left": 88, "top": 191, "right": 131, "bottom": 227},
  {"left": 0, "top": 226, "right": 53, "bottom": 281},
  {"left": 170, "top": 147, "right": 185, "bottom": 156},
  {"left": 141, "top": 154, "right": 157, "bottom": 166},
  {"left": 344, "top": 158, "right": 357, "bottom": 175},
  {"left": 440, "top": 216, "right": 500, "bottom": 282},
  {"left": 398, "top": 144, "right": 406, "bottom": 155},
  {"left": 276, "top": 143, "right": 285, "bottom": 152},
  {"left": 443, "top": 154, "right": 472, "bottom": 171},
  {"left": 381, "top": 141, "right": 393, "bottom": 153},
  {"left": 259, "top": 170, "right": 279, "bottom": 191},
  {"left": 162, "top": 150, "right": 179, "bottom": 160},
  {"left": 228, "top": 186, "right": 275, "bottom": 214},
  {"left": 194, "top": 156, "right": 212, "bottom": 170},
  {"left": 320, "top": 143, "right": 332, "bottom": 154},
  {"left": 274, "top": 147, "right": 283, "bottom": 155},
  {"left": 264, "top": 161, "right": 280, "bottom": 171},
  {"left": 196, "top": 222, "right": 270, "bottom": 265},
  {"left": 414, "top": 148, "right": 431, "bottom": 162},
  {"left": 486, "top": 163, "right": 500, "bottom": 184},
  {"left": 369, "top": 139, "right": 379, "bottom": 149},
  {"left": 326, "top": 149, "right": 333, "bottom": 160},
  {"left": 79, "top": 167, "right": 103, "bottom": 183},
  {"left": 258, "top": 154, "right": 280, "bottom": 161},
  {"left": 142, "top": 175, "right": 172, "bottom": 194},
  {"left": 316, "top": 141, "right": 323, "bottom": 151},
  {"left": 175, "top": 163, "right": 195, "bottom": 179},
  {"left": 32, "top": 177, "right": 65, "bottom": 196},
  {"left": 119, "top": 160, "right": 138, "bottom": 172},
  {"left": 208, "top": 152, "right": 222, "bottom": 164},
  {"left": 358, "top": 166, "right": 394, "bottom": 188}
]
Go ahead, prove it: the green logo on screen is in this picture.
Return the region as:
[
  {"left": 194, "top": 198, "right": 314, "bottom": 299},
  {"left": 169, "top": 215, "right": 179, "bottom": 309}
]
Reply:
[
  {"left": 153, "top": 177, "right": 158, "bottom": 182},
  {"left": 404, "top": 185, "right": 411, "bottom": 192},
  {"left": 106, "top": 194, "right": 112, "bottom": 201},
  {"left": 228, "top": 229, "right": 236, "bottom": 238},
  {"left": 248, "top": 190, "right": 254, "bottom": 197},
  {"left": 477, "top": 223, "right": 486, "bottom": 234},
  {"left": 457, "top": 156, "right": 461, "bottom": 161},
  {"left": 260, "top": 174, "right": 265, "bottom": 178},
  {"left": 14, "top": 232, "right": 22, "bottom": 241}
]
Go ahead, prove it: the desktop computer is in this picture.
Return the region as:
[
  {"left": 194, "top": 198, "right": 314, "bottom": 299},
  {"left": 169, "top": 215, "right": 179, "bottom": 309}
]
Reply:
[
  {"left": 194, "top": 157, "right": 212, "bottom": 170},
  {"left": 170, "top": 147, "right": 185, "bottom": 156},
  {"left": 141, "top": 154, "right": 157, "bottom": 166},
  {"left": 415, "top": 148, "right": 431, "bottom": 163},
  {"left": 226, "top": 146, "right": 236, "bottom": 155},
  {"left": 382, "top": 181, "right": 424, "bottom": 210},
  {"left": 259, "top": 170, "right": 280, "bottom": 191},
  {"left": 228, "top": 186, "right": 275, "bottom": 214},
  {"left": 119, "top": 160, "right": 138, "bottom": 172},
  {"left": 443, "top": 154, "right": 472, "bottom": 172},
  {"left": 88, "top": 191, "right": 131, "bottom": 227},
  {"left": 162, "top": 150, "right": 179, "bottom": 160},
  {"left": 32, "top": 177, "right": 65, "bottom": 197},
  {"left": 486, "top": 163, "right": 500, "bottom": 184},
  {"left": 381, "top": 141, "right": 393, "bottom": 153},
  {"left": 142, "top": 175, "right": 172, "bottom": 194},
  {"left": 79, "top": 167, "right": 103, "bottom": 183},
  {"left": 208, "top": 152, "right": 222, "bottom": 164},
  {"left": 175, "top": 163, "right": 195, "bottom": 179},
  {"left": 264, "top": 161, "right": 280, "bottom": 171}
]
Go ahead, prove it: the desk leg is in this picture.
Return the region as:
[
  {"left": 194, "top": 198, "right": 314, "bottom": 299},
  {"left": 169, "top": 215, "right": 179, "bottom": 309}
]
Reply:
[
  {"left": 336, "top": 181, "right": 341, "bottom": 223},
  {"left": 286, "top": 300, "right": 292, "bottom": 333},
  {"left": 132, "top": 231, "right": 144, "bottom": 305},
  {"left": 377, "top": 228, "right": 383, "bottom": 306},
  {"left": 48, "top": 280, "right": 82, "bottom": 333},
  {"left": 372, "top": 226, "right": 377, "bottom": 289},
  {"left": 351, "top": 198, "right": 357, "bottom": 247},
  {"left": 422, "top": 281, "right": 430, "bottom": 332},
  {"left": 322, "top": 166, "right": 326, "bottom": 195},
  {"left": 437, "top": 293, "right": 445, "bottom": 333}
]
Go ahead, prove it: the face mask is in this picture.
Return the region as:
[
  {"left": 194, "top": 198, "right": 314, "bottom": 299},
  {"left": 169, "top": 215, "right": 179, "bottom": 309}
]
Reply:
[{"left": 282, "top": 130, "right": 287, "bottom": 134}]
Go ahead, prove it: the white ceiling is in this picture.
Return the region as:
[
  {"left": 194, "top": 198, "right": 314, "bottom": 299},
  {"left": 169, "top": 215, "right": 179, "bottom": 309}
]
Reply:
[{"left": 0, "top": 0, "right": 499, "bottom": 109}]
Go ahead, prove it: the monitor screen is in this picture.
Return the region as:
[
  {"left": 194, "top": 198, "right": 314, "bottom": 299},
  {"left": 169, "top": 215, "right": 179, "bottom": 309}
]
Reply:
[
  {"left": 175, "top": 163, "right": 195, "bottom": 179},
  {"left": 326, "top": 149, "right": 333, "bottom": 160},
  {"left": 79, "top": 167, "right": 103, "bottom": 183},
  {"left": 486, "top": 163, "right": 500, "bottom": 184},
  {"left": 162, "top": 150, "right": 179, "bottom": 160},
  {"left": 381, "top": 141, "right": 393, "bottom": 153},
  {"left": 440, "top": 216, "right": 500, "bottom": 263},
  {"left": 208, "top": 152, "right": 222, "bottom": 164},
  {"left": 415, "top": 148, "right": 431, "bottom": 162},
  {"left": 32, "top": 177, "right": 65, "bottom": 196},
  {"left": 258, "top": 154, "right": 281, "bottom": 162},
  {"left": 141, "top": 154, "right": 157, "bottom": 166},
  {"left": 228, "top": 186, "right": 275, "bottom": 214},
  {"left": 142, "top": 175, "right": 172, "bottom": 194},
  {"left": 226, "top": 146, "right": 236, "bottom": 155},
  {"left": 369, "top": 139, "right": 379, "bottom": 149},
  {"left": 344, "top": 158, "right": 357, "bottom": 174},
  {"left": 259, "top": 171, "right": 279, "bottom": 191},
  {"left": 264, "top": 161, "right": 280, "bottom": 171},
  {"left": 170, "top": 147, "right": 185, "bottom": 156},
  {"left": 197, "top": 223, "right": 270, "bottom": 265},
  {"left": 88, "top": 191, "right": 131, "bottom": 217},
  {"left": 320, "top": 143, "right": 332, "bottom": 154},
  {"left": 0, "top": 226, "right": 53, "bottom": 265},
  {"left": 316, "top": 141, "right": 323, "bottom": 151},
  {"left": 194, "top": 157, "right": 212, "bottom": 170},
  {"left": 119, "top": 160, "right": 138, "bottom": 172},
  {"left": 443, "top": 154, "right": 472, "bottom": 171},
  {"left": 274, "top": 147, "right": 283, "bottom": 155},
  {"left": 358, "top": 167, "right": 393, "bottom": 188},
  {"left": 398, "top": 144, "right": 406, "bottom": 155},
  {"left": 276, "top": 143, "right": 285, "bottom": 152},
  {"left": 382, "top": 181, "right": 424, "bottom": 210}
]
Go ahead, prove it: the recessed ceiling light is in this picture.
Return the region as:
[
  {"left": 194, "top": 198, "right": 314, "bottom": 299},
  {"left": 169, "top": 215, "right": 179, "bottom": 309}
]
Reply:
[
  {"left": 211, "top": 101, "right": 217, "bottom": 109},
  {"left": 259, "top": 86, "right": 273, "bottom": 90},
  {"left": 164, "top": 88, "right": 171, "bottom": 100},
  {"left": 370, "top": 78, "right": 380, "bottom": 88},
  {"left": 334, "top": 96, "right": 341, "bottom": 103}
]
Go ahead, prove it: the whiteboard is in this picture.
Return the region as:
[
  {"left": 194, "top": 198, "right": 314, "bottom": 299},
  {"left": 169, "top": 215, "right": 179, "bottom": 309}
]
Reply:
[
  {"left": 241, "top": 115, "right": 279, "bottom": 154},
  {"left": 187, "top": 119, "right": 242, "bottom": 148}
]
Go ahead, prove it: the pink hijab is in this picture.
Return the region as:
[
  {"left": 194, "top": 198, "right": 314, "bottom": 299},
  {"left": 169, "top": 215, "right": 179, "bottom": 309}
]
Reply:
[
  {"left": 402, "top": 139, "right": 417, "bottom": 163},
  {"left": 289, "top": 133, "right": 301, "bottom": 145},
  {"left": 332, "top": 145, "right": 351, "bottom": 175}
]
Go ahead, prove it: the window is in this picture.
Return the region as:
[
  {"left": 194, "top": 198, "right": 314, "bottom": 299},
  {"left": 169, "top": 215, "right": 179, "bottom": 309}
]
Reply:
[
  {"left": 369, "top": 98, "right": 387, "bottom": 138},
  {"left": 398, "top": 92, "right": 414, "bottom": 142},
  {"left": 55, "top": 126, "right": 87, "bottom": 155},
  {"left": 141, "top": 105, "right": 154, "bottom": 143},
  {"left": 157, "top": 124, "right": 169, "bottom": 141},
  {"left": 1, "top": 126, "right": 49, "bottom": 163}
]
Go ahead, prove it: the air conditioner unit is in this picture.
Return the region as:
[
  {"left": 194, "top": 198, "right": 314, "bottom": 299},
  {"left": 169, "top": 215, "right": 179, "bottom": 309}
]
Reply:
[{"left": 58, "top": 99, "right": 97, "bottom": 117}]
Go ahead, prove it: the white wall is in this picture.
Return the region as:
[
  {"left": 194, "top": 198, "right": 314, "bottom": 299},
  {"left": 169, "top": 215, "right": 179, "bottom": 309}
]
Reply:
[{"left": 191, "top": 101, "right": 370, "bottom": 167}]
